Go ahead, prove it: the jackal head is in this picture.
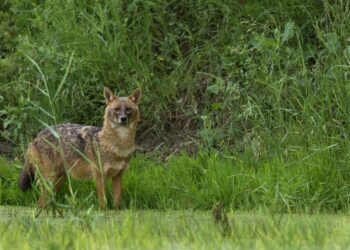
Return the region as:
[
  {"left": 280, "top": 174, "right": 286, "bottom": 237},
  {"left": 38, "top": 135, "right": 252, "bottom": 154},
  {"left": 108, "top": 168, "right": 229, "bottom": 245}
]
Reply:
[{"left": 103, "top": 87, "right": 141, "bottom": 128}]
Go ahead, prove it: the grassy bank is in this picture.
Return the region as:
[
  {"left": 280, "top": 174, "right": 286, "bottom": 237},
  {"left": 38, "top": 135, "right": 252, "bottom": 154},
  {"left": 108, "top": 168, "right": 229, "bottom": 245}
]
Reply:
[
  {"left": 1, "top": 0, "right": 350, "bottom": 155},
  {"left": 0, "top": 207, "right": 350, "bottom": 249}
]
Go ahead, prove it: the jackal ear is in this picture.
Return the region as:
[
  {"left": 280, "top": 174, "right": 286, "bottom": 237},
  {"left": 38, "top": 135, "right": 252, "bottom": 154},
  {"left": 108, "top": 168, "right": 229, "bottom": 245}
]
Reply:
[
  {"left": 104, "top": 87, "right": 116, "bottom": 104},
  {"left": 129, "top": 88, "right": 141, "bottom": 104}
]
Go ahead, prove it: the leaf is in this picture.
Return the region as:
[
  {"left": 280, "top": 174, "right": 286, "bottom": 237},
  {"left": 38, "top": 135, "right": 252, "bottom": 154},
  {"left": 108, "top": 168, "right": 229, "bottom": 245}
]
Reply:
[
  {"left": 326, "top": 66, "right": 335, "bottom": 79},
  {"left": 24, "top": 54, "right": 48, "bottom": 93},
  {"left": 251, "top": 34, "right": 277, "bottom": 50},
  {"left": 343, "top": 45, "right": 350, "bottom": 60},
  {"left": 282, "top": 21, "right": 295, "bottom": 44},
  {"left": 211, "top": 102, "right": 222, "bottom": 110},
  {"left": 191, "top": 184, "right": 197, "bottom": 193},
  {"left": 324, "top": 32, "right": 340, "bottom": 53},
  {"left": 3, "top": 118, "right": 14, "bottom": 129},
  {"left": 53, "top": 50, "right": 75, "bottom": 101},
  {"left": 207, "top": 84, "right": 220, "bottom": 95}
]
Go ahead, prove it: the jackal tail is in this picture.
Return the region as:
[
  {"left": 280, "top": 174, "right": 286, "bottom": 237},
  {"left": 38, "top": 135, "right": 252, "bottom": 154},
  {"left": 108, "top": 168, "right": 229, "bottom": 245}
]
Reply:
[{"left": 19, "top": 160, "right": 35, "bottom": 192}]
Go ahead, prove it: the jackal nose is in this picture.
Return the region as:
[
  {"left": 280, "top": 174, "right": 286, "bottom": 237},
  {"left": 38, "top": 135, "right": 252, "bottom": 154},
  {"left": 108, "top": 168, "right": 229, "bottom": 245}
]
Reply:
[{"left": 120, "top": 117, "right": 127, "bottom": 123}]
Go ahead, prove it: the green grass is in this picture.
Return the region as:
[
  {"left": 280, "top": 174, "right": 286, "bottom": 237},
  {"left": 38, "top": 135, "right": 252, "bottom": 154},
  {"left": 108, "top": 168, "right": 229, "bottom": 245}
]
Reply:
[
  {"left": 0, "top": 206, "right": 350, "bottom": 249},
  {"left": 1, "top": 147, "right": 350, "bottom": 212}
]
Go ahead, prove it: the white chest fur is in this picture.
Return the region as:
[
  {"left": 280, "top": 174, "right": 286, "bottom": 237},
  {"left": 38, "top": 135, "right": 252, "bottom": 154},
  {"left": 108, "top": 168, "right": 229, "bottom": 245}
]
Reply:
[
  {"left": 102, "top": 144, "right": 135, "bottom": 158},
  {"left": 116, "top": 126, "right": 131, "bottom": 141}
]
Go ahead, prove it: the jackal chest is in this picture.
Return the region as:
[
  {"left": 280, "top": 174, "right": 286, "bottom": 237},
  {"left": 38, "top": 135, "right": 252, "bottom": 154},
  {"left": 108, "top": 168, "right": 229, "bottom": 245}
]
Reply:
[
  {"left": 102, "top": 147, "right": 134, "bottom": 177},
  {"left": 100, "top": 143, "right": 135, "bottom": 158},
  {"left": 104, "top": 160, "right": 130, "bottom": 177}
]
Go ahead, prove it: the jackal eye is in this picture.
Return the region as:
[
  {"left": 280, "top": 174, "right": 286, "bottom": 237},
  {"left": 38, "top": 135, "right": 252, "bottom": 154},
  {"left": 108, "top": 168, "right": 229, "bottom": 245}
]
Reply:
[
  {"left": 126, "top": 107, "right": 133, "bottom": 114},
  {"left": 114, "top": 107, "right": 120, "bottom": 112}
]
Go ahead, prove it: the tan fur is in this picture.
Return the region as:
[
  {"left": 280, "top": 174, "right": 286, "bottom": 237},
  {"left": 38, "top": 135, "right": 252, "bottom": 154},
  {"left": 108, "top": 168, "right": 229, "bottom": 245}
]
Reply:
[{"left": 21, "top": 87, "right": 141, "bottom": 209}]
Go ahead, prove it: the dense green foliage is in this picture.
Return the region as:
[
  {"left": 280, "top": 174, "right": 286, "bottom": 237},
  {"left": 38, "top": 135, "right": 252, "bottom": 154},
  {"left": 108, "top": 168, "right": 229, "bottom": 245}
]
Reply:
[{"left": 1, "top": 0, "right": 350, "bottom": 154}]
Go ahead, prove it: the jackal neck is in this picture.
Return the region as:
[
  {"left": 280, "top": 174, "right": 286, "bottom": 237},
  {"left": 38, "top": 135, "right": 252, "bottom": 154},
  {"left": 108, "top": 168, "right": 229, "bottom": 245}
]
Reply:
[{"left": 99, "top": 119, "right": 137, "bottom": 150}]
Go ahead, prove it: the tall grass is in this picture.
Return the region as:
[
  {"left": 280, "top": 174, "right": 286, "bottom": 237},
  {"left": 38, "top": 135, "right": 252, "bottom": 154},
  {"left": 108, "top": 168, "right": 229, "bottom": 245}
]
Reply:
[{"left": 1, "top": 145, "right": 350, "bottom": 212}]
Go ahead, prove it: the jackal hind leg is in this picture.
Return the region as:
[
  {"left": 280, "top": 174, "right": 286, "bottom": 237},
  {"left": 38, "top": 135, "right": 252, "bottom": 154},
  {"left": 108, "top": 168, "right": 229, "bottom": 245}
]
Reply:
[
  {"left": 37, "top": 173, "right": 65, "bottom": 208},
  {"left": 38, "top": 187, "right": 48, "bottom": 209},
  {"left": 54, "top": 175, "right": 67, "bottom": 193}
]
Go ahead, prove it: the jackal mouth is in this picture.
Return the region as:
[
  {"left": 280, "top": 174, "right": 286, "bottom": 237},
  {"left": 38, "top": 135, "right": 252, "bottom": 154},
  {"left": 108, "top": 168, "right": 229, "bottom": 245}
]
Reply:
[{"left": 118, "top": 121, "right": 128, "bottom": 126}]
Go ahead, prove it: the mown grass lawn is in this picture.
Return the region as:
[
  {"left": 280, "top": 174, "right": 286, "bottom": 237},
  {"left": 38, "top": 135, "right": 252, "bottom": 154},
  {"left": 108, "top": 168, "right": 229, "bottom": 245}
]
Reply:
[{"left": 0, "top": 206, "right": 350, "bottom": 250}]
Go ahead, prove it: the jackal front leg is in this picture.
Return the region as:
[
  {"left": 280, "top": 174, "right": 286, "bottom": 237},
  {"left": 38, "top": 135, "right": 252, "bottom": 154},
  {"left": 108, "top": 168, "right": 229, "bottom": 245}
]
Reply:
[
  {"left": 112, "top": 172, "right": 123, "bottom": 209},
  {"left": 96, "top": 174, "right": 107, "bottom": 209}
]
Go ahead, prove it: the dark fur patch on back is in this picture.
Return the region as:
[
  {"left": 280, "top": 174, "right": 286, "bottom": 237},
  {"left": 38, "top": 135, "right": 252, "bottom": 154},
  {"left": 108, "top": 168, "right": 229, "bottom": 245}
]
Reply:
[
  {"left": 28, "top": 123, "right": 102, "bottom": 168},
  {"left": 76, "top": 133, "right": 86, "bottom": 152}
]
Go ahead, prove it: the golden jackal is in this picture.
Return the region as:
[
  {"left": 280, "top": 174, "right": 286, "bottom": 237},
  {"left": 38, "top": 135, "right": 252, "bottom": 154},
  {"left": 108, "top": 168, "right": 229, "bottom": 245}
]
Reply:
[{"left": 19, "top": 87, "right": 141, "bottom": 209}]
